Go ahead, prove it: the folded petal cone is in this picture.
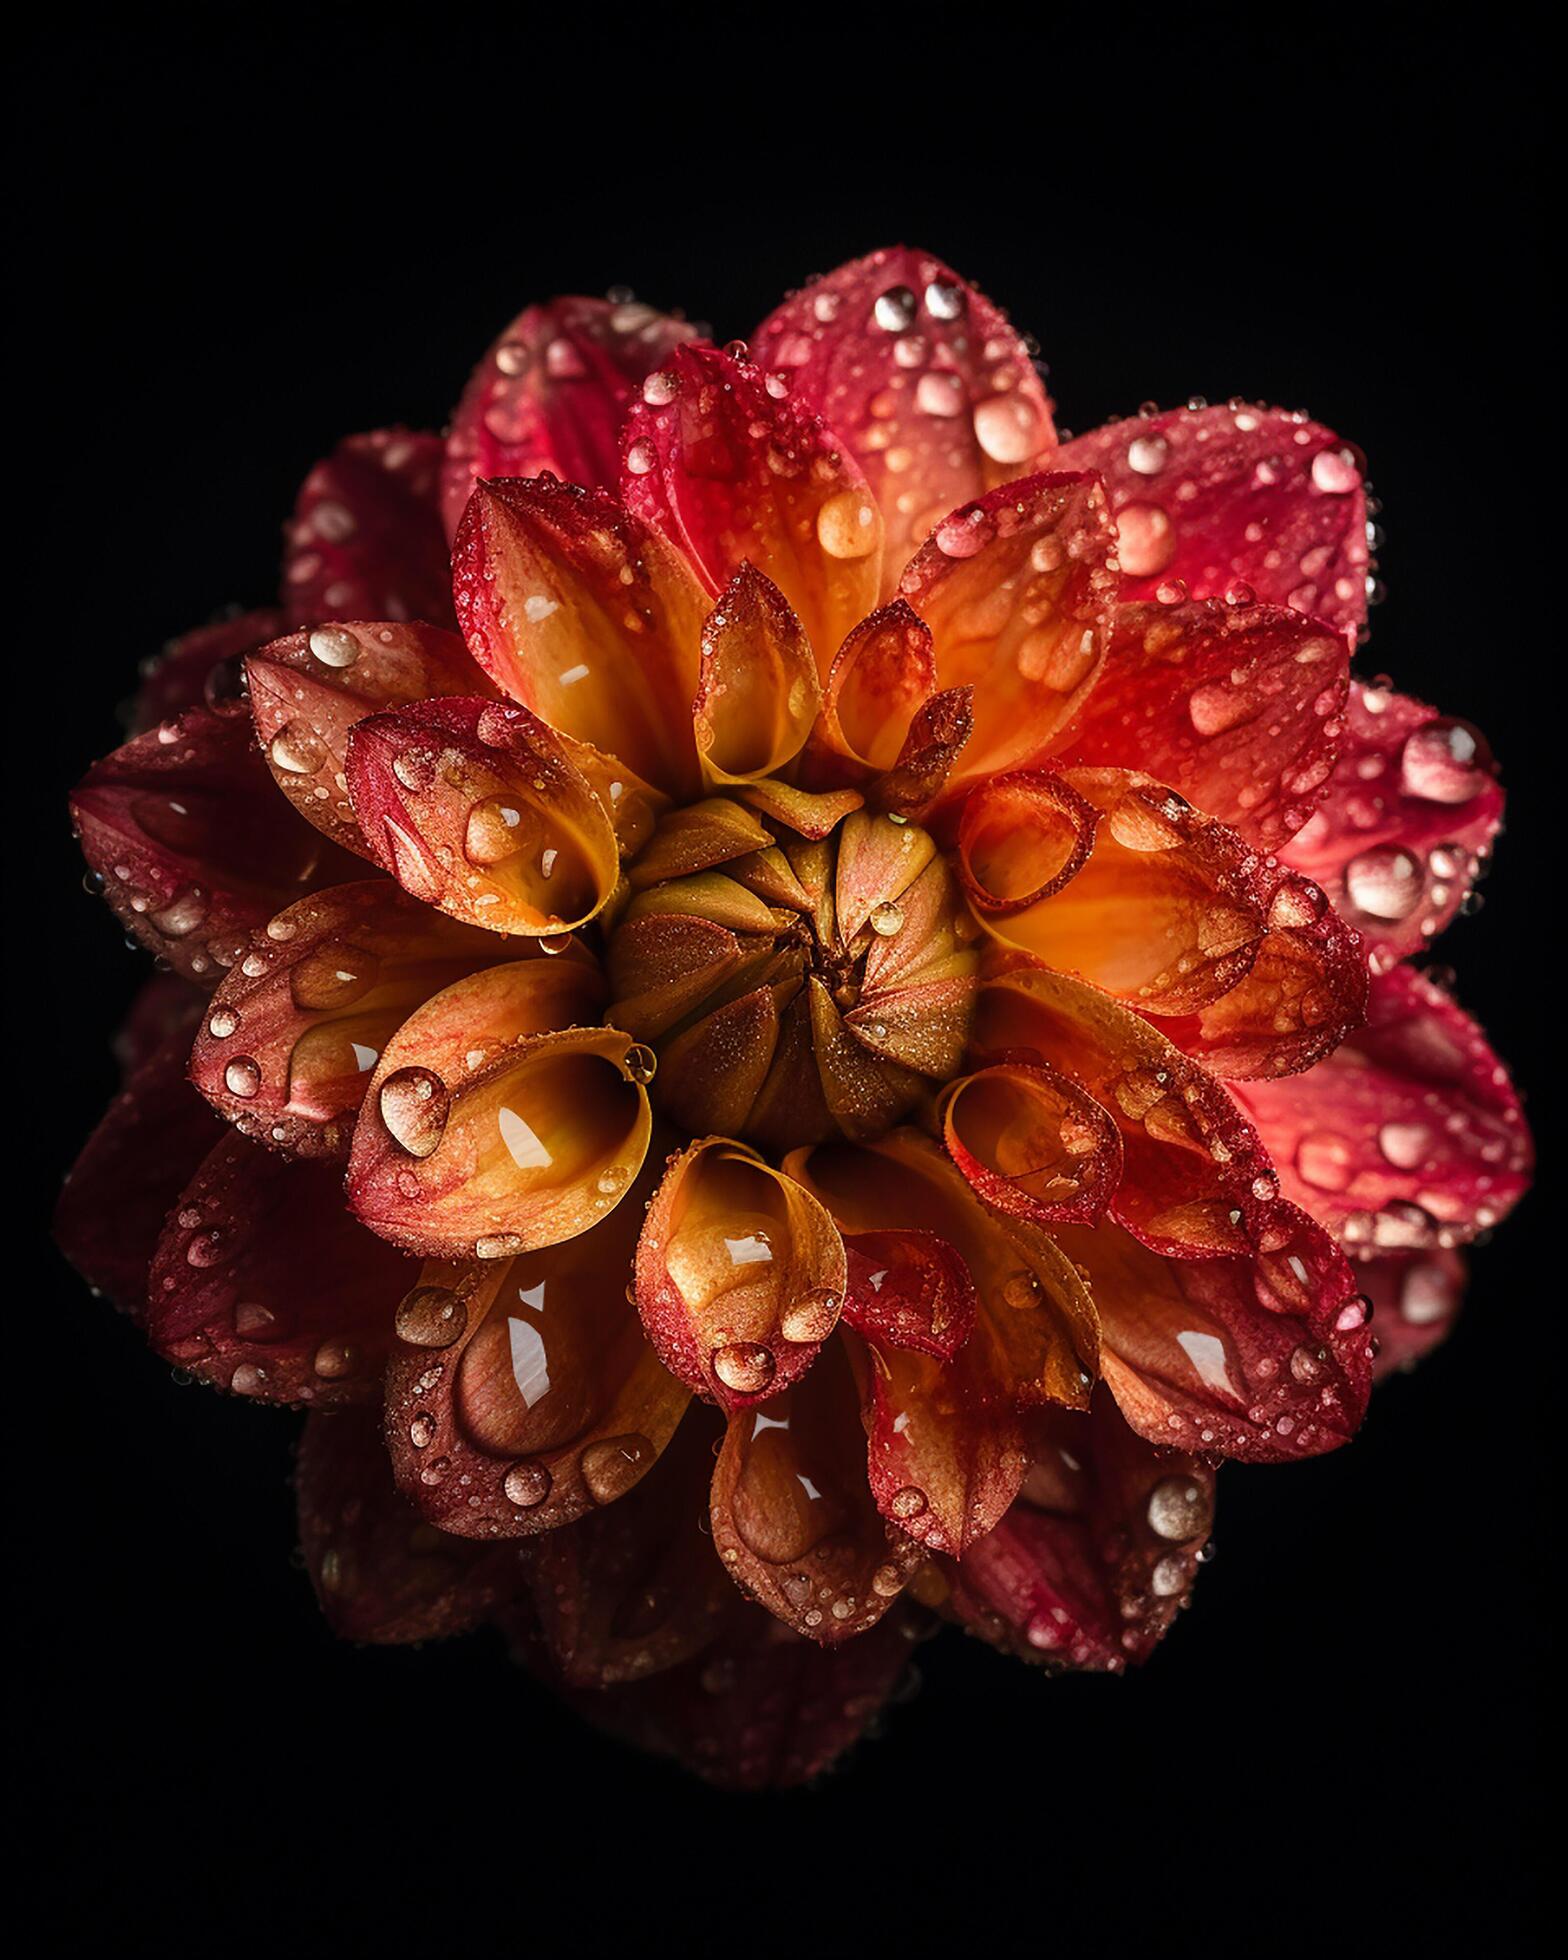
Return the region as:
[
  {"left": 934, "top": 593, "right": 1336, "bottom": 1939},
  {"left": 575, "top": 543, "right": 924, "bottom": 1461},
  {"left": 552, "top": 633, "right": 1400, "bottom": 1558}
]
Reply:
[
  {"left": 751, "top": 247, "right": 1057, "bottom": 592},
  {"left": 635, "top": 1138, "right": 847, "bottom": 1411},
  {"left": 693, "top": 564, "right": 820, "bottom": 785},
  {"left": 147, "top": 1133, "right": 415, "bottom": 1405},
  {"left": 282, "top": 428, "right": 453, "bottom": 630},
  {"left": 345, "top": 695, "right": 621, "bottom": 935},
  {"left": 941, "top": 1061, "right": 1123, "bottom": 1228},
  {"left": 349, "top": 1023, "right": 652, "bottom": 1262},
  {"left": 1056, "top": 404, "right": 1371, "bottom": 646}
]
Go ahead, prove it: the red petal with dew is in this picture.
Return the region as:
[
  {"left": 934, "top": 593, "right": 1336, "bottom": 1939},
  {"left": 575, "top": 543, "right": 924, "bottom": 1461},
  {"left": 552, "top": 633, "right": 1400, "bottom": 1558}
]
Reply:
[
  {"left": 281, "top": 428, "right": 452, "bottom": 630},
  {"left": 1360, "top": 1248, "right": 1468, "bottom": 1380},
  {"left": 840, "top": 1229, "right": 977, "bottom": 1361},
  {"left": 129, "top": 608, "right": 284, "bottom": 735},
  {"left": 941, "top": 1060, "right": 1122, "bottom": 1228}
]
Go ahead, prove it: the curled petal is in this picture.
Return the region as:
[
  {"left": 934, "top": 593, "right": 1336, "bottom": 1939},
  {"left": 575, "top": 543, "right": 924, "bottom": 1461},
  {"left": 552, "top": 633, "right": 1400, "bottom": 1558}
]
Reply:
[
  {"left": 898, "top": 473, "right": 1118, "bottom": 795},
  {"left": 382, "top": 1162, "right": 689, "bottom": 1539},
  {"left": 71, "top": 707, "right": 352, "bottom": 986},
  {"left": 711, "top": 1338, "right": 922, "bottom": 1642},
  {"left": 751, "top": 246, "right": 1056, "bottom": 591},
  {"left": 626, "top": 795, "right": 773, "bottom": 888},
  {"left": 452, "top": 478, "right": 708, "bottom": 797},
  {"left": 282, "top": 428, "right": 453, "bottom": 630},
  {"left": 440, "top": 295, "right": 698, "bottom": 537},
  {"left": 819, "top": 601, "right": 937, "bottom": 775},
  {"left": 129, "top": 608, "right": 284, "bottom": 734},
  {"left": 1055, "top": 404, "right": 1370, "bottom": 645},
  {"left": 938, "top": 1394, "right": 1215, "bottom": 1670},
  {"left": 635, "top": 1138, "right": 846, "bottom": 1411},
  {"left": 1057, "top": 598, "right": 1350, "bottom": 849},
  {"left": 874, "top": 689, "right": 976, "bottom": 819},
  {"left": 1235, "top": 966, "right": 1531, "bottom": 1250},
  {"left": 1280, "top": 681, "right": 1505, "bottom": 967},
  {"left": 247, "top": 621, "right": 494, "bottom": 857},
  {"left": 695, "top": 564, "right": 819, "bottom": 784},
  {"left": 345, "top": 696, "right": 620, "bottom": 935},
  {"left": 621, "top": 341, "right": 883, "bottom": 667},
  {"left": 520, "top": 1407, "right": 732, "bottom": 1685},
  {"left": 296, "top": 1409, "right": 524, "bottom": 1644},
  {"left": 957, "top": 770, "right": 1098, "bottom": 911},
  {"left": 735, "top": 778, "right": 864, "bottom": 837},
  {"left": 941, "top": 1062, "right": 1122, "bottom": 1227},
  {"left": 189, "top": 880, "right": 518, "bottom": 1158},
  {"left": 348, "top": 1023, "right": 652, "bottom": 1261},
  {"left": 840, "top": 1230, "right": 978, "bottom": 1360},
  {"left": 1360, "top": 1248, "right": 1468, "bottom": 1380},
  {"left": 55, "top": 1014, "right": 220, "bottom": 1314},
  {"left": 146, "top": 1133, "right": 414, "bottom": 1404},
  {"left": 1051, "top": 1214, "right": 1372, "bottom": 1461}
]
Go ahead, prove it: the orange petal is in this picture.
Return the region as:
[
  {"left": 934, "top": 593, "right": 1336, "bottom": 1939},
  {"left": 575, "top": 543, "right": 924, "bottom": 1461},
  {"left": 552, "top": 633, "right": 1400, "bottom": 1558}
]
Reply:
[
  {"left": 710, "top": 1339, "right": 921, "bottom": 1642},
  {"left": 693, "top": 563, "right": 820, "bottom": 784},
  {"left": 625, "top": 794, "right": 772, "bottom": 888},
  {"left": 897, "top": 473, "right": 1117, "bottom": 796},
  {"left": 733, "top": 778, "right": 864, "bottom": 838},
  {"left": 451, "top": 478, "right": 708, "bottom": 797},
  {"left": 348, "top": 1023, "right": 652, "bottom": 1261},
  {"left": 635, "top": 1138, "right": 846, "bottom": 1411},
  {"left": 246, "top": 622, "right": 494, "bottom": 859},
  {"left": 621, "top": 342, "right": 883, "bottom": 670},
  {"left": 345, "top": 695, "right": 621, "bottom": 935},
  {"left": 956, "top": 769, "right": 1099, "bottom": 910},
  {"left": 819, "top": 601, "right": 937, "bottom": 775},
  {"left": 188, "top": 880, "right": 517, "bottom": 1158},
  {"left": 382, "top": 1162, "right": 689, "bottom": 1539},
  {"left": 872, "top": 686, "right": 975, "bottom": 818},
  {"left": 941, "top": 1062, "right": 1122, "bottom": 1227}
]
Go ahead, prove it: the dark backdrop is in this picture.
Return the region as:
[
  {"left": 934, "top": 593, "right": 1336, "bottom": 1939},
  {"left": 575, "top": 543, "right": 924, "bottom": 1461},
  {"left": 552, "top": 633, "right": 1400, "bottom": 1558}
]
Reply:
[{"left": 16, "top": 12, "right": 1549, "bottom": 1955}]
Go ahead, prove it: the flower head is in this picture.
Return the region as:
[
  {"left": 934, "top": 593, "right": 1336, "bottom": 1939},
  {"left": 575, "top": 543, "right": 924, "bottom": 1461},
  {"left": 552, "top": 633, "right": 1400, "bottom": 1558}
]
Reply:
[{"left": 59, "top": 247, "right": 1531, "bottom": 1788}]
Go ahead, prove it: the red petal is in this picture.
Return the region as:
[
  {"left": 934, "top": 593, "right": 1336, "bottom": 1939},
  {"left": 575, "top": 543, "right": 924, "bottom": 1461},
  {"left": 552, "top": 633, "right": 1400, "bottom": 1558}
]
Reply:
[
  {"left": 1057, "top": 597, "right": 1350, "bottom": 849},
  {"left": 441, "top": 296, "right": 699, "bottom": 538},
  {"left": 710, "top": 1337, "right": 922, "bottom": 1642},
  {"left": 146, "top": 1132, "right": 415, "bottom": 1404},
  {"left": 451, "top": 477, "right": 707, "bottom": 798},
  {"left": 345, "top": 695, "right": 621, "bottom": 935},
  {"left": 940, "top": 1060, "right": 1122, "bottom": 1227},
  {"left": 1279, "top": 681, "right": 1505, "bottom": 968},
  {"left": 1055, "top": 404, "right": 1371, "bottom": 645},
  {"left": 939, "top": 1393, "right": 1215, "bottom": 1670},
  {"left": 634, "top": 1139, "right": 846, "bottom": 1412},
  {"left": 187, "top": 879, "right": 517, "bottom": 1159},
  {"left": 247, "top": 621, "right": 493, "bottom": 858},
  {"left": 129, "top": 608, "right": 284, "bottom": 735},
  {"left": 621, "top": 341, "right": 884, "bottom": 667},
  {"left": 113, "top": 973, "right": 205, "bottom": 1075},
  {"left": 1234, "top": 966, "right": 1531, "bottom": 1251},
  {"left": 750, "top": 247, "right": 1056, "bottom": 591},
  {"left": 296, "top": 1408, "right": 524, "bottom": 1644},
  {"left": 55, "top": 1011, "right": 220, "bottom": 1314},
  {"left": 897, "top": 473, "right": 1118, "bottom": 798},
  {"left": 281, "top": 428, "right": 453, "bottom": 630},
  {"left": 1360, "top": 1248, "right": 1468, "bottom": 1380},
  {"left": 840, "top": 1230, "right": 978, "bottom": 1361},
  {"left": 71, "top": 707, "right": 355, "bottom": 986}
]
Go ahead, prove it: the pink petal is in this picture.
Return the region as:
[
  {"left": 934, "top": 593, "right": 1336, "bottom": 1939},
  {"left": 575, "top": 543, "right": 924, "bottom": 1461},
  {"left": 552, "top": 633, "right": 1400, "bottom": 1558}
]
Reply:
[
  {"left": 1360, "top": 1249, "right": 1468, "bottom": 1380},
  {"left": 282, "top": 428, "right": 453, "bottom": 630}
]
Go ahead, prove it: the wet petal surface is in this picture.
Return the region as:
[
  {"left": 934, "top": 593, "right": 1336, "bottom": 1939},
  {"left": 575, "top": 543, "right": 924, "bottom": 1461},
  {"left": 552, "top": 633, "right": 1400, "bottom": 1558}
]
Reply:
[{"left": 282, "top": 428, "right": 452, "bottom": 630}]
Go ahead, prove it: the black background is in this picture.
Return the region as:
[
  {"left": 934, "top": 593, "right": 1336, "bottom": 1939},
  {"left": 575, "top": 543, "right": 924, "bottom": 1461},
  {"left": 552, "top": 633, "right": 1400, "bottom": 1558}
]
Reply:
[{"left": 16, "top": 11, "right": 1550, "bottom": 1955}]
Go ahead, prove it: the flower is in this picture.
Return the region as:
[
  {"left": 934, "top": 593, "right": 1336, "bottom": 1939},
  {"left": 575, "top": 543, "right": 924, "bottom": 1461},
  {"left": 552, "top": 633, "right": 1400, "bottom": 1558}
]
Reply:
[{"left": 58, "top": 248, "right": 1532, "bottom": 1790}]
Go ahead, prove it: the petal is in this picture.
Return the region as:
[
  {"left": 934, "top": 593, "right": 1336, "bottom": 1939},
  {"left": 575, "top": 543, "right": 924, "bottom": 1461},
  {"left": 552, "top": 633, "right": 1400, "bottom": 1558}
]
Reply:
[
  {"left": 440, "top": 295, "right": 699, "bottom": 537},
  {"left": 1056, "top": 597, "right": 1350, "bottom": 850},
  {"left": 71, "top": 706, "right": 354, "bottom": 986},
  {"left": 345, "top": 695, "right": 621, "bottom": 935},
  {"left": 694, "top": 564, "right": 819, "bottom": 784},
  {"left": 349, "top": 1015, "right": 650, "bottom": 1262},
  {"left": 840, "top": 1229, "right": 978, "bottom": 1360},
  {"left": 146, "top": 1133, "right": 414, "bottom": 1404},
  {"left": 54, "top": 1013, "right": 221, "bottom": 1314},
  {"left": 382, "top": 1161, "right": 690, "bottom": 1539},
  {"left": 956, "top": 770, "right": 1099, "bottom": 911},
  {"left": 1360, "top": 1248, "right": 1468, "bottom": 1380},
  {"left": 1055, "top": 404, "right": 1370, "bottom": 644},
  {"left": 938, "top": 1393, "right": 1215, "bottom": 1670},
  {"left": 786, "top": 1128, "right": 1099, "bottom": 1412},
  {"left": 114, "top": 973, "right": 207, "bottom": 1074},
  {"left": 751, "top": 246, "right": 1056, "bottom": 591},
  {"left": 520, "top": 1406, "right": 733, "bottom": 1685},
  {"left": 817, "top": 600, "right": 937, "bottom": 776},
  {"left": 296, "top": 1408, "right": 524, "bottom": 1644},
  {"left": 282, "top": 428, "right": 453, "bottom": 630},
  {"left": 1279, "top": 681, "right": 1505, "bottom": 967},
  {"left": 873, "top": 688, "right": 977, "bottom": 820},
  {"left": 940, "top": 1061, "right": 1123, "bottom": 1227},
  {"left": 1050, "top": 1214, "right": 1372, "bottom": 1461},
  {"left": 129, "top": 608, "right": 284, "bottom": 735},
  {"left": 189, "top": 880, "right": 521, "bottom": 1158},
  {"left": 635, "top": 1138, "right": 846, "bottom": 1412},
  {"left": 452, "top": 477, "right": 709, "bottom": 797},
  {"left": 247, "top": 621, "right": 494, "bottom": 858},
  {"left": 621, "top": 341, "right": 883, "bottom": 667},
  {"left": 710, "top": 1338, "right": 922, "bottom": 1643},
  {"left": 1234, "top": 965, "right": 1531, "bottom": 1250},
  {"left": 897, "top": 473, "right": 1117, "bottom": 796}
]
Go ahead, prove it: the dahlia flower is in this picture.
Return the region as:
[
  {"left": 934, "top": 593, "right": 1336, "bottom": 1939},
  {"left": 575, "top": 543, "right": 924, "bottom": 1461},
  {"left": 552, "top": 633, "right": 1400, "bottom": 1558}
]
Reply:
[{"left": 58, "top": 247, "right": 1532, "bottom": 1789}]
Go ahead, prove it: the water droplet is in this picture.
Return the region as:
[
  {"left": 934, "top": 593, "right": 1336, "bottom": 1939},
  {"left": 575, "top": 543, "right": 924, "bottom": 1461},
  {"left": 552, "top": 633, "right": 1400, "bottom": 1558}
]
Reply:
[
  {"left": 580, "top": 1433, "right": 652, "bottom": 1504},
  {"left": 873, "top": 286, "right": 918, "bottom": 332},
  {"left": 1147, "top": 1476, "right": 1212, "bottom": 1541},
  {"left": 224, "top": 1056, "right": 261, "bottom": 1099},
  {"left": 712, "top": 1342, "right": 775, "bottom": 1394},
  {"left": 395, "top": 1285, "right": 467, "bottom": 1348},
  {"left": 378, "top": 1066, "right": 450, "bottom": 1158},
  {"left": 869, "top": 899, "right": 905, "bottom": 937},
  {"left": 503, "top": 1460, "right": 552, "bottom": 1508},
  {"left": 308, "top": 626, "right": 361, "bottom": 669},
  {"left": 816, "top": 488, "right": 878, "bottom": 559},
  {"left": 1344, "top": 844, "right": 1423, "bottom": 920}
]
